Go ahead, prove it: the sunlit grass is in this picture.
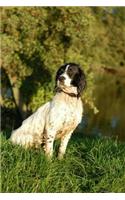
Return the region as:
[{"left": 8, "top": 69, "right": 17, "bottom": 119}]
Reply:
[{"left": 1, "top": 133, "right": 125, "bottom": 192}]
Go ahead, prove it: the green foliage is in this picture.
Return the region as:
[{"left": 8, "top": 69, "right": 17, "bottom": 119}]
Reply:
[
  {"left": 1, "top": 7, "right": 96, "bottom": 114},
  {"left": 1, "top": 133, "right": 125, "bottom": 192},
  {"left": 1, "top": 7, "right": 125, "bottom": 123},
  {"left": 29, "top": 83, "right": 54, "bottom": 112},
  {"left": 90, "top": 7, "right": 125, "bottom": 68}
]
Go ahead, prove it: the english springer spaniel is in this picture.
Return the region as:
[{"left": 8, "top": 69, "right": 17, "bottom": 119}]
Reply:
[{"left": 10, "top": 63, "right": 86, "bottom": 159}]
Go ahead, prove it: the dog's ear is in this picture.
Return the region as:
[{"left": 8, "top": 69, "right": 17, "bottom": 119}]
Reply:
[
  {"left": 54, "top": 76, "right": 58, "bottom": 93},
  {"left": 54, "top": 68, "right": 61, "bottom": 93},
  {"left": 75, "top": 68, "right": 86, "bottom": 97}
]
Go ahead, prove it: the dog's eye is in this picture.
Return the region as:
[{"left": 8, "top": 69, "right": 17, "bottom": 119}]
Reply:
[{"left": 68, "top": 67, "right": 73, "bottom": 73}]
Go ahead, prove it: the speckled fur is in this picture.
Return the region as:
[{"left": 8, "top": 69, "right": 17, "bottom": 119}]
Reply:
[
  {"left": 10, "top": 63, "right": 86, "bottom": 158},
  {"left": 10, "top": 92, "right": 83, "bottom": 157}
]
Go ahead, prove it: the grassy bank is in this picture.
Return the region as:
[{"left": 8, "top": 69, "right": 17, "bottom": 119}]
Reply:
[{"left": 1, "top": 133, "right": 125, "bottom": 193}]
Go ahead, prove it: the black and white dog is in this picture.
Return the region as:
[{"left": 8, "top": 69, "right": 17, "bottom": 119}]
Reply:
[{"left": 10, "top": 63, "right": 86, "bottom": 159}]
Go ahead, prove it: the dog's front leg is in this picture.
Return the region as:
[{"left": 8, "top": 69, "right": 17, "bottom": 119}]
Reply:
[
  {"left": 45, "top": 131, "right": 55, "bottom": 158},
  {"left": 58, "top": 131, "right": 73, "bottom": 160}
]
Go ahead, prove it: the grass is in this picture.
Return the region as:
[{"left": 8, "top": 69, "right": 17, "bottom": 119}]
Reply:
[{"left": 1, "top": 132, "right": 125, "bottom": 193}]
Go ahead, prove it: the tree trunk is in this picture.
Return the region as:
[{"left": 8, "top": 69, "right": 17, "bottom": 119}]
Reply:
[
  {"left": 0, "top": 92, "right": 4, "bottom": 106},
  {"left": 8, "top": 74, "right": 27, "bottom": 120}
]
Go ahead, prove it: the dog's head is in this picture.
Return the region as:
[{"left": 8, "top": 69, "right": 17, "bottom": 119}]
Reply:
[{"left": 55, "top": 63, "right": 86, "bottom": 97}]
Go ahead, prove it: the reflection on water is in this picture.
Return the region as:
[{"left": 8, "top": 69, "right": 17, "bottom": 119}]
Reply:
[
  {"left": 83, "top": 71, "right": 125, "bottom": 141},
  {"left": 111, "top": 117, "right": 119, "bottom": 129}
]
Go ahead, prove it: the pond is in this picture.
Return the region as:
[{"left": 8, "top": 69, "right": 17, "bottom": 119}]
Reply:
[{"left": 83, "top": 70, "right": 125, "bottom": 141}]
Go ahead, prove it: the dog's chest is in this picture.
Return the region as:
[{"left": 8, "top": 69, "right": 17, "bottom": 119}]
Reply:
[{"left": 47, "top": 93, "right": 83, "bottom": 136}]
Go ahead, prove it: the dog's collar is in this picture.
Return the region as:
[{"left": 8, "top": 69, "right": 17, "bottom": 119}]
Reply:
[
  {"left": 55, "top": 87, "right": 78, "bottom": 98},
  {"left": 62, "top": 90, "right": 78, "bottom": 97}
]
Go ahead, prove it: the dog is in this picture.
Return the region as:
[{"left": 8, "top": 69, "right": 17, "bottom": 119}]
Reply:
[{"left": 10, "top": 63, "right": 86, "bottom": 159}]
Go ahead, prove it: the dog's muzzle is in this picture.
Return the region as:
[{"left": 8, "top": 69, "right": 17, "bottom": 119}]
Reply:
[{"left": 58, "top": 76, "right": 65, "bottom": 83}]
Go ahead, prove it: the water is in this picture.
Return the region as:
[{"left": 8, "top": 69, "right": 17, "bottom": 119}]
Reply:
[{"left": 83, "top": 71, "right": 125, "bottom": 141}]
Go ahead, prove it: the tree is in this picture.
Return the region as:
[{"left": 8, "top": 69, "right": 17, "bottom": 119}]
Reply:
[
  {"left": 1, "top": 7, "right": 125, "bottom": 130},
  {"left": 1, "top": 7, "right": 97, "bottom": 120},
  {"left": 89, "top": 7, "right": 125, "bottom": 68}
]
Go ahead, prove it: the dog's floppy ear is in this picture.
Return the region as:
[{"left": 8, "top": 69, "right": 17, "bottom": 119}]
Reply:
[
  {"left": 54, "top": 67, "right": 61, "bottom": 93},
  {"left": 76, "top": 67, "right": 86, "bottom": 97},
  {"left": 54, "top": 75, "right": 58, "bottom": 93}
]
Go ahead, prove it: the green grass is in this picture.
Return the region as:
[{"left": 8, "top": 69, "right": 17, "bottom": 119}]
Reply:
[{"left": 1, "top": 132, "right": 125, "bottom": 193}]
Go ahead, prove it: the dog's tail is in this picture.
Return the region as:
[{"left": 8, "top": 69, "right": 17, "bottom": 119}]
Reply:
[{"left": 10, "top": 102, "right": 50, "bottom": 148}]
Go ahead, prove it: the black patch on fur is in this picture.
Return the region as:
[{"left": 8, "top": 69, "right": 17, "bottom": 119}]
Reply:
[
  {"left": 55, "top": 63, "right": 86, "bottom": 97},
  {"left": 71, "top": 66, "right": 86, "bottom": 97}
]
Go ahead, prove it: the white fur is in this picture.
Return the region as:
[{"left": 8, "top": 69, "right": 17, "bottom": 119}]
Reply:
[
  {"left": 10, "top": 88, "right": 83, "bottom": 158},
  {"left": 60, "top": 64, "right": 71, "bottom": 87}
]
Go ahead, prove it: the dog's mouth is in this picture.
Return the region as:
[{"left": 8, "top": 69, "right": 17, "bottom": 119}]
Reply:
[{"left": 57, "top": 80, "right": 65, "bottom": 87}]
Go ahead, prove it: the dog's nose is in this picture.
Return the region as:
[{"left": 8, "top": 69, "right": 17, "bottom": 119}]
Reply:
[{"left": 58, "top": 76, "right": 65, "bottom": 82}]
